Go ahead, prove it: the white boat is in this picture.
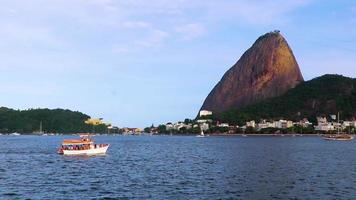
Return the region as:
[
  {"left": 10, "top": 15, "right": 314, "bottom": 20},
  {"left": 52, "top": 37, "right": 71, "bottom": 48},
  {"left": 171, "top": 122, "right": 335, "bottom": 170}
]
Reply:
[
  {"left": 10, "top": 132, "right": 21, "bottom": 136},
  {"left": 196, "top": 130, "right": 206, "bottom": 138},
  {"left": 58, "top": 135, "right": 109, "bottom": 155}
]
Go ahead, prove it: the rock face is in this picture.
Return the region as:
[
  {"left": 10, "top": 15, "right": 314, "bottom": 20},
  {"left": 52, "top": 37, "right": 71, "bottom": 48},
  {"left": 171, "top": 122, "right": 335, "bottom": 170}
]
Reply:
[{"left": 200, "top": 31, "right": 304, "bottom": 113}]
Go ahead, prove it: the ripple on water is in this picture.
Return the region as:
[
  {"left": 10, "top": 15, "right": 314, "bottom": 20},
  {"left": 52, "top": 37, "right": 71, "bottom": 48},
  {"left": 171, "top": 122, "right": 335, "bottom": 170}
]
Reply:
[{"left": 1, "top": 135, "right": 356, "bottom": 199}]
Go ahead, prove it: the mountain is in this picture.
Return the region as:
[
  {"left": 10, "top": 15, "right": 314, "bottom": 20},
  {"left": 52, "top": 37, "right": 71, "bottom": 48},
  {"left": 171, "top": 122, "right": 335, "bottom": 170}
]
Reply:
[
  {"left": 216, "top": 74, "right": 356, "bottom": 125},
  {"left": 200, "top": 31, "right": 304, "bottom": 113}
]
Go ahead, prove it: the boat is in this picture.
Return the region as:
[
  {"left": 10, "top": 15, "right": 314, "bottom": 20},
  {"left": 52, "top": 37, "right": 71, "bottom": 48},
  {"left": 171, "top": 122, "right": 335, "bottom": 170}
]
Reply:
[
  {"left": 323, "top": 134, "right": 353, "bottom": 141},
  {"left": 10, "top": 132, "right": 21, "bottom": 136},
  {"left": 58, "top": 134, "right": 109, "bottom": 155},
  {"left": 196, "top": 130, "right": 206, "bottom": 138},
  {"left": 322, "top": 112, "right": 353, "bottom": 141},
  {"left": 33, "top": 121, "right": 44, "bottom": 135}
]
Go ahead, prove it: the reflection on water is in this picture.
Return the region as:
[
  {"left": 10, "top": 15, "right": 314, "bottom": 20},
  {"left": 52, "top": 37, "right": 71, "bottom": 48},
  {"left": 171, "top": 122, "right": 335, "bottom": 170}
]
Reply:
[{"left": 1, "top": 135, "right": 356, "bottom": 199}]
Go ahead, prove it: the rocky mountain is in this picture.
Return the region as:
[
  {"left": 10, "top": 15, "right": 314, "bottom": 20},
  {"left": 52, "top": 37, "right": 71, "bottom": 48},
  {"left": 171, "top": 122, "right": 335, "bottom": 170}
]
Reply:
[{"left": 200, "top": 31, "right": 304, "bottom": 113}]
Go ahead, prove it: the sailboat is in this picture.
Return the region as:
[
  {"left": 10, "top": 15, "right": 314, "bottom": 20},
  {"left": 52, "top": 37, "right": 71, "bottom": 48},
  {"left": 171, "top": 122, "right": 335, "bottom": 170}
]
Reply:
[
  {"left": 33, "top": 121, "right": 44, "bottom": 135},
  {"left": 196, "top": 130, "right": 206, "bottom": 138},
  {"left": 323, "top": 112, "right": 353, "bottom": 141}
]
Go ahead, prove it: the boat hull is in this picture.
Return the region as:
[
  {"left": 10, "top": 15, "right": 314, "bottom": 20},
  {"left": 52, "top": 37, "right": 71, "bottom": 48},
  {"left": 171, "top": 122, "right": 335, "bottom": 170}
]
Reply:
[
  {"left": 323, "top": 135, "right": 354, "bottom": 141},
  {"left": 62, "top": 145, "right": 109, "bottom": 155}
]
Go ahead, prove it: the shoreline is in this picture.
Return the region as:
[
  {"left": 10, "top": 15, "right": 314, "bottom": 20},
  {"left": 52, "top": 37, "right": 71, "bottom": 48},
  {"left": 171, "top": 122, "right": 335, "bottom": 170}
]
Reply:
[{"left": 1, "top": 133, "right": 354, "bottom": 137}]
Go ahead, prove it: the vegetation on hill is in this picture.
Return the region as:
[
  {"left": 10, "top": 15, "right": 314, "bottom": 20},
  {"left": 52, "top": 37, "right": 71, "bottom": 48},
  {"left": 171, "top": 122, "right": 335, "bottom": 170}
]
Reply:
[
  {"left": 215, "top": 74, "right": 356, "bottom": 125},
  {"left": 0, "top": 107, "right": 108, "bottom": 133}
]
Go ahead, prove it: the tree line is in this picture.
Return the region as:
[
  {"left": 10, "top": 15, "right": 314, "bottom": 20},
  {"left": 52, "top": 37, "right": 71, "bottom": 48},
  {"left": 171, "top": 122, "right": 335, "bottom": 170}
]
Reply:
[{"left": 0, "top": 107, "right": 108, "bottom": 134}]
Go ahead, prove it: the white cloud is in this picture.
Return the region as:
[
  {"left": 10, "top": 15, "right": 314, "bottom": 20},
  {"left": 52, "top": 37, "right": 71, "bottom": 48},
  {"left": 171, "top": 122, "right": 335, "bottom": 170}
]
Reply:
[
  {"left": 134, "top": 29, "right": 170, "bottom": 48},
  {"left": 175, "top": 23, "right": 206, "bottom": 40},
  {"left": 112, "top": 47, "right": 131, "bottom": 53},
  {"left": 112, "top": 29, "right": 170, "bottom": 53},
  {"left": 121, "top": 21, "right": 151, "bottom": 29},
  {"left": 0, "top": 0, "right": 313, "bottom": 54}
]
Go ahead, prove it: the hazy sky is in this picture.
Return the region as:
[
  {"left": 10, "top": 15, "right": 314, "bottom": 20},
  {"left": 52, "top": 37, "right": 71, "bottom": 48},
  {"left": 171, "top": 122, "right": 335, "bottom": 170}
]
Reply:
[{"left": 0, "top": 0, "right": 355, "bottom": 127}]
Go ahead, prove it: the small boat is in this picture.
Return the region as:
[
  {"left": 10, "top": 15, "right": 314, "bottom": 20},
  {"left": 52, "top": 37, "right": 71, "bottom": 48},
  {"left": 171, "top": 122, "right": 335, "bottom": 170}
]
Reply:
[
  {"left": 323, "top": 134, "right": 354, "bottom": 141},
  {"left": 10, "top": 132, "right": 21, "bottom": 136},
  {"left": 196, "top": 130, "right": 206, "bottom": 138},
  {"left": 58, "top": 134, "right": 109, "bottom": 155}
]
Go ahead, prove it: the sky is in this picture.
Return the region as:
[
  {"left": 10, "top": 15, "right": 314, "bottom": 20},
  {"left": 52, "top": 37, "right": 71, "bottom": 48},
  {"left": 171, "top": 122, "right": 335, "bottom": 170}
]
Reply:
[{"left": 0, "top": 0, "right": 355, "bottom": 127}]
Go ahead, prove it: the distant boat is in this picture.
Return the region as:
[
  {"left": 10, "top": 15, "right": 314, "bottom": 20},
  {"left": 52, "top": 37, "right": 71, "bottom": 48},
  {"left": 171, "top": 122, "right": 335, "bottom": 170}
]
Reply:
[
  {"left": 196, "top": 130, "right": 206, "bottom": 138},
  {"left": 33, "top": 121, "right": 44, "bottom": 135},
  {"left": 57, "top": 134, "right": 109, "bottom": 155},
  {"left": 323, "top": 134, "right": 353, "bottom": 141},
  {"left": 322, "top": 112, "right": 353, "bottom": 141},
  {"left": 10, "top": 132, "right": 21, "bottom": 136}
]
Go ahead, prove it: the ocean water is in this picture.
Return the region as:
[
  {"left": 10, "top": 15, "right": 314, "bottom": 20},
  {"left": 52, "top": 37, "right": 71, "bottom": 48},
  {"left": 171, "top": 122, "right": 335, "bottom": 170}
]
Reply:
[{"left": 1, "top": 135, "right": 356, "bottom": 199}]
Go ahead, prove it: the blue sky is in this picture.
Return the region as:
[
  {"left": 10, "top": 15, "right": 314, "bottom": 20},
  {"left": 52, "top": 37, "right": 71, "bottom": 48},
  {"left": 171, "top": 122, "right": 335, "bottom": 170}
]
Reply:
[{"left": 0, "top": 0, "right": 355, "bottom": 127}]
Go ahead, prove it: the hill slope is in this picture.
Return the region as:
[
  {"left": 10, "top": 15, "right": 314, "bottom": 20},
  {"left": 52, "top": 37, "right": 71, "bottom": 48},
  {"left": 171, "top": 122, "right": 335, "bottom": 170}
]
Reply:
[
  {"left": 0, "top": 107, "right": 108, "bottom": 133},
  {"left": 216, "top": 74, "right": 356, "bottom": 125}
]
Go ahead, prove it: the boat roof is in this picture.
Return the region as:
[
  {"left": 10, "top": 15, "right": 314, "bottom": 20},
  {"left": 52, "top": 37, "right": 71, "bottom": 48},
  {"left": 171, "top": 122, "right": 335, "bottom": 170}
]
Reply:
[{"left": 62, "top": 139, "right": 92, "bottom": 145}]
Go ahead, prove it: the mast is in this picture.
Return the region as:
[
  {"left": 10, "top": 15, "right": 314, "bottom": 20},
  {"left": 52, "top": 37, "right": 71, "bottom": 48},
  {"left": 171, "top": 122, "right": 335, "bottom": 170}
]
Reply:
[
  {"left": 337, "top": 112, "right": 340, "bottom": 134},
  {"left": 40, "top": 121, "right": 43, "bottom": 133}
]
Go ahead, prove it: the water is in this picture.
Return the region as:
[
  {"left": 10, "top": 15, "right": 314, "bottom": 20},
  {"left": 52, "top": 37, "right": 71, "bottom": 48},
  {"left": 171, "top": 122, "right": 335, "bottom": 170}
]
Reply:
[{"left": 1, "top": 135, "right": 356, "bottom": 199}]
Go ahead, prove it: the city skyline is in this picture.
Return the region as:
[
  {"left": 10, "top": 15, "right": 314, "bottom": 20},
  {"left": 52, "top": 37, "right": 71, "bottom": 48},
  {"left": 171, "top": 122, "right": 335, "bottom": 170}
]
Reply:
[{"left": 1, "top": 0, "right": 355, "bottom": 127}]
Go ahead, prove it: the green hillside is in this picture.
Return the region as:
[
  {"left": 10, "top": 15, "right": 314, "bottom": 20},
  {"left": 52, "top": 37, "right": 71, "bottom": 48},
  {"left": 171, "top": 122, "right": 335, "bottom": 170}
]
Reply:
[
  {"left": 216, "top": 74, "right": 356, "bottom": 125},
  {"left": 0, "top": 107, "right": 108, "bottom": 133}
]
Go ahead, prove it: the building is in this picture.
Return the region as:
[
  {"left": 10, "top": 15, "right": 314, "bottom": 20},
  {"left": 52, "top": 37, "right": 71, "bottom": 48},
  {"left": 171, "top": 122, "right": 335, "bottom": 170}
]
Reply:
[
  {"left": 166, "top": 123, "right": 174, "bottom": 131},
  {"left": 274, "top": 120, "right": 293, "bottom": 129},
  {"left": 315, "top": 117, "right": 334, "bottom": 131},
  {"left": 257, "top": 120, "right": 268, "bottom": 130},
  {"left": 343, "top": 121, "right": 355, "bottom": 128},
  {"left": 298, "top": 118, "right": 313, "bottom": 127},
  {"left": 121, "top": 127, "right": 142, "bottom": 134},
  {"left": 218, "top": 123, "right": 229, "bottom": 127},
  {"left": 200, "top": 123, "right": 210, "bottom": 131},
  {"left": 196, "top": 119, "right": 213, "bottom": 124},
  {"left": 246, "top": 120, "right": 256, "bottom": 128},
  {"left": 199, "top": 110, "right": 213, "bottom": 117},
  {"left": 85, "top": 118, "right": 104, "bottom": 125}
]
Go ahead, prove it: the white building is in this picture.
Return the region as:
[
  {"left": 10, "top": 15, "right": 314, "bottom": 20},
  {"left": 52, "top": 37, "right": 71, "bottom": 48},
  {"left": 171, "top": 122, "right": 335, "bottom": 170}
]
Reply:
[
  {"left": 199, "top": 110, "right": 213, "bottom": 117},
  {"left": 343, "top": 121, "right": 354, "bottom": 128},
  {"left": 257, "top": 120, "right": 276, "bottom": 130},
  {"left": 218, "top": 123, "right": 229, "bottom": 127},
  {"left": 166, "top": 123, "right": 174, "bottom": 131},
  {"left": 200, "top": 123, "right": 210, "bottom": 131},
  {"left": 315, "top": 117, "right": 334, "bottom": 131},
  {"left": 196, "top": 119, "right": 213, "bottom": 124},
  {"left": 274, "top": 120, "right": 293, "bottom": 129},
  {"left": 315, "top": 123, "right": 334, "bottom": 131},
  {"left": 246, "top": 120, "right": 256, "bottom": 128},
  {"left": 257, "top": 120, "right": 269, "bottom": 130}
]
